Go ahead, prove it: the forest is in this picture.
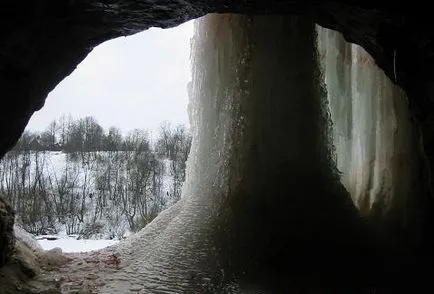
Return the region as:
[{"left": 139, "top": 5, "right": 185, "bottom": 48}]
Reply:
[{"left": 0, "top": 115, "right": 191, "bottom": 239}]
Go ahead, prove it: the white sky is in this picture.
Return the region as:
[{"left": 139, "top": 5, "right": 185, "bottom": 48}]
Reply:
[{"left": 26, "top": 20, "right": 194, "bottom": 138}]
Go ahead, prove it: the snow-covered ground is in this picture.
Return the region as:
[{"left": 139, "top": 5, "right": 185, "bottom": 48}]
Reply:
[
  {"left": 36, "top": 234, "right": 119, "bottom": 253},
  {"left": 1, "top": 150, "right": 183, "bottom": 239}
]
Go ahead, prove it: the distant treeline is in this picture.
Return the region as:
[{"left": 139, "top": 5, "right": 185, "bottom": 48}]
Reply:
[{"left": 14, "top": 115, "right": 191, "bottom": 154}]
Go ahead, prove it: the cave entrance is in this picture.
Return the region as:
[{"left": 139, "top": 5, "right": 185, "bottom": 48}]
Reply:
[
  {"left": 0, "top": 20, "right": 194, "bottom": 249},
  {"left": 0, "top": 11, "right": 429, "bottom": 293}
]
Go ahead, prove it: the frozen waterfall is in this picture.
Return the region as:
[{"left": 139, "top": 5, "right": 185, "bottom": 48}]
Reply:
[
  {"left": 317, "top": 26, "right": 421, "bottom": 229},
  {"left": 96, "top": 15, "right": 419, "bottom": 294}
]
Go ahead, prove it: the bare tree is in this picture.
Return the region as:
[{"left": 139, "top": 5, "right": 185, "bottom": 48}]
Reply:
[{"left": 155, "top": 123, "right": 192, "bottom": 202}]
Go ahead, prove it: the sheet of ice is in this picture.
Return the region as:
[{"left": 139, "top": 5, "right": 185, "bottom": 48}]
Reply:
[
  {"left": 317, "top": 26, "right": 419, "bottom": 212},
  {"left": 98, "top": 14, "right": 251, "bottom": 293},
  {"left": 99, "top": 14, "right": 342, "bottom": 293}
]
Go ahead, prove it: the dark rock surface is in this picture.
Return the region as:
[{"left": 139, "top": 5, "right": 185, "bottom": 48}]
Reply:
[
  {"left": 0, "top": 197, "right": 14, "bottom": 267},
  {"left": 0, "top": 226, "right": 63, "bottom": 294}
]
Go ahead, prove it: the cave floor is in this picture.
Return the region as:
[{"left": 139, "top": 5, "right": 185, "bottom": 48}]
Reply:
[{"left": 31, "top": 248, "right": 121, "bottom": 294}]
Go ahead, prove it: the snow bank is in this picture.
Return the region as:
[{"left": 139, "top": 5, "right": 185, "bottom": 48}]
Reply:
[{"left": 37, "top": 235, "right": 119, "bottom": 253}]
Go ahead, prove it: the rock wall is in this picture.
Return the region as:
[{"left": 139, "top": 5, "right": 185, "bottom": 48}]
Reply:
[{"left": 0, "top": 197, "right": 14, "bottom": 267}]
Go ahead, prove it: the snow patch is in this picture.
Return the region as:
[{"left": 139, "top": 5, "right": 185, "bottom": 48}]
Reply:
[{"left": 37, "top": 235, "right": 119, "bottom": 253}]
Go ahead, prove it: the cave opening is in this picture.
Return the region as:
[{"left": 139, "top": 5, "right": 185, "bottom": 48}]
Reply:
[
  {"left": 2, "top": 20, "right": 196, "bottom": 246},
  {"left": 0, "top": 4, "right": 434, "bottom": 293}
]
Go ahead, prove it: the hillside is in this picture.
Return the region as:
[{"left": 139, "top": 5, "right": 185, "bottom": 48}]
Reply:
[{"left": 0, "top": 149, "right": 188, "bottom": 239}]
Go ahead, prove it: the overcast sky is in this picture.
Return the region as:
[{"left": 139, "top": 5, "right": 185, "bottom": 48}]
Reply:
[{"left": 26, "top": 20, "right": 194, "bottom": 139}]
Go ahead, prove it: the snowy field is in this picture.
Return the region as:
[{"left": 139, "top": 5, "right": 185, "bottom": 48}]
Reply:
[
  {"left": 2, "top": 150, "right": 182, "bottom": 240},
  {"left": 36, "top": 234, "right": 119, "bottom": 253}
]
